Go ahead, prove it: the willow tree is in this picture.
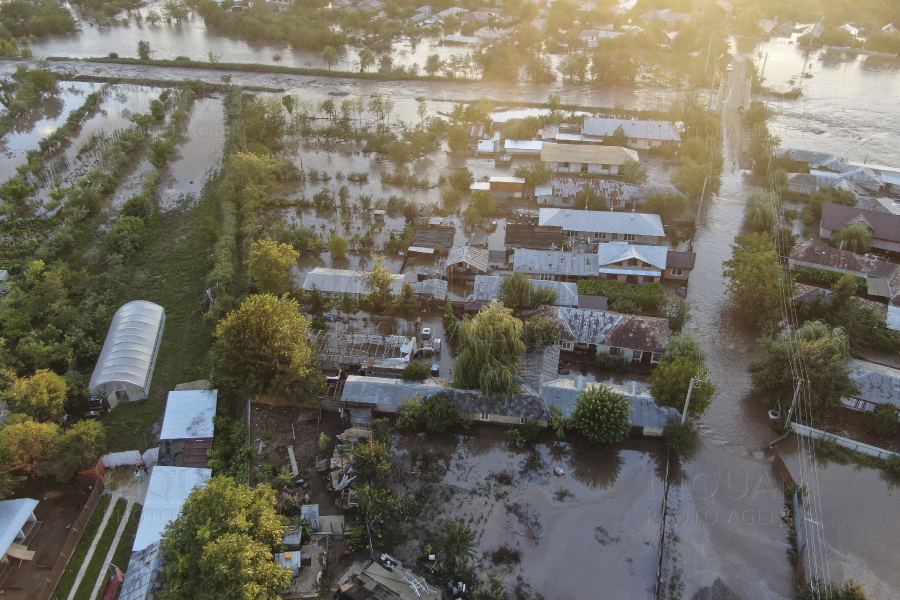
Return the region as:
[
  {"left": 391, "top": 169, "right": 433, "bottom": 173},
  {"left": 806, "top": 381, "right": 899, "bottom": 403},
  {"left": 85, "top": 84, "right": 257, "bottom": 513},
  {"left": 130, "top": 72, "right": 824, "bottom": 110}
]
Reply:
[{"left": 452, "top": 301, "right": 525, "bottom": 397}]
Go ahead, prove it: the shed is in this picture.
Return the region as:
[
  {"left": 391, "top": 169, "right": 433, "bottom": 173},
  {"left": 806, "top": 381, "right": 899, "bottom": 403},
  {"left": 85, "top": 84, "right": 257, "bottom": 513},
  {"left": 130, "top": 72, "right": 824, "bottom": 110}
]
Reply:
[
  {"left": 411, "top": 279, "right": 448, "bottom": 301},
  {"left": 158, "top": 390, "right": 218, "bottom": 469},
  {"left": 0, "top": 498, "right": 38, "bottom": 564},
  {"left": 132, "top": 466, "right": 211, "bottom": 552},
  {"left": 412, "top": 227, "right": 455, "bottom": 249},
  {"left": 445, "top": 246, "right": 490, "bottom": 274},
  {"left": 89, "top": 301, "right": 166, "bottom": 409}
]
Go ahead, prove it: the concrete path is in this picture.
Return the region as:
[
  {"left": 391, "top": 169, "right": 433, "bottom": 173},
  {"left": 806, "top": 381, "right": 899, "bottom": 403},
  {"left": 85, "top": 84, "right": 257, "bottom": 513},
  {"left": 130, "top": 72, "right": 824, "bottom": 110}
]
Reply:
[
  {"left": 87, "top": 499, "right": 134, "bottom": 600},
  {"left": 65, "top": 496, "right": 115, "bottom": 600}
]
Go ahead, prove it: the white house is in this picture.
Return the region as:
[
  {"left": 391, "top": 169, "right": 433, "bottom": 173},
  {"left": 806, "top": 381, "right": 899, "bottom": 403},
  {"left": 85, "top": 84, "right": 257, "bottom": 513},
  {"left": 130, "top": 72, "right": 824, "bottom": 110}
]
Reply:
[
  {"left": 538, "top": 207, "right": 665, "bottom": 245},
  {"left": 302, "top": 268, "right": 406, "bottom": 297},
  {"left": 540, "top": 143, "right": 639, "bottom": 176},
  {"left": 580, "top": 117, "right": 682, "bottom": 150},
  {"left": 843, "top": 360, "right": 900, "bottom": 412}
]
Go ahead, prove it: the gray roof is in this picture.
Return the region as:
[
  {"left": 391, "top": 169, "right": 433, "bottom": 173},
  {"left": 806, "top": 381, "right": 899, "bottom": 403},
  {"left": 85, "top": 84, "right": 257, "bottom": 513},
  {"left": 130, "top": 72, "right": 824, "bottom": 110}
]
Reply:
[
  {"left": 513, "top": 249, "right": 598, "bottom": 277},
  {"left": 539, "top": 208, "right": 665, "bottom": 237},
  {"left": 160, "top": 390, "right": 217, "bottom": 440},
  {"left": 411, "top": 279, "right": 448, "bottom": 301},
  {"left": 518, "top": 345, "right": 561, "bottom": 392},
  {"left": 535, "top": 306, "right": 671, "bottom": 353},
  {"left": 446, "top": 246, "right": 490, "bottom": 272},
  {"left": 133, "top": 466, "right": 211, "bottom": 552},
  {"left": 302, "top": 268, "right": 406, "bottom": 296},
  {"left": 341, "top": 376, "right": 549, "bottom": 420},
  {"left": 581, "top": 117, "right": 681, "bottom": 142},
  {"left": 472, "top": 275, "right": 579, "bottom": 307},
  {"left": 846, "top": 359, "right": 900, "bottom": 407},
  {"left": 596, "top": 242, "right": 668, "bottom": 270},
  {"left": 539, "top": 377, "right": 680, "bottom": 429},
  {"left": 119, "top": 541, "right": 163, "bottom": 600},
  {"left": 0, "top": 498, "right": 38, "bottom": 556}
]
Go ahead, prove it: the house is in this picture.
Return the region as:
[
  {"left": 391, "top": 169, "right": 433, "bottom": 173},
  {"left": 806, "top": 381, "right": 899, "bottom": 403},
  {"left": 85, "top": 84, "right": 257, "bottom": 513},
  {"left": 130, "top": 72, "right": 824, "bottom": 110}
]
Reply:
[
  {"left": 540, "top": 143, "right": 640, "bottom": 176},
  {"left": 132, "top": 466, "right": 211, "bottom": 552},
  {"left": 302, "top": 268, "right": 406, "bottom": 297},
  {"left": 579, "top": 29, "right": 624, "bottom": 47},
  {"left": 538, "top": 207, "right": 666, "bottom": 245},
  {"left": 839, "top": 23, "right": 860, "bottom": 38},
  {"left": 504, "top": 224, "right": 564, "bottom": 250},
  {"left": 883, "top": 23, "right": 898, "bottom": 33},
  {"left": 409, "top": 5, "right": 432, "bottom": 23},
  {"left": 580, "top": 117, "right": 682, "bottom": 150},
  {"left": 666, "top": 251, "right": 697, "bottom": 280},
  {"left": 539, "top": 377, "right": 680, "bottom": 433},
  {"left": 157, "top": 390, "right": 217, "bottom": 469},
  {"left": 340, "top": 376, "right": 551, "bottom": 426},
  {"left": 445, "top": 246, "right": 490, "bottom": 278},
  {"left": 472, "top": 275, "right": 579, "bottom": 307},
  {"left": 411, "top": 226, "right": 455, "bottom": 251},
  {"left": 843, "top": 360, "right": 900, "bottom": 412},
  {"left": 0, "top": 498, "right": 38, "bottom": 565},
  {"left": 410, "top": 278, "right": 448, "bottom": 301},
  {"left": 820, "top": 203, "right": 900, "bottom": 253},
  {"left": 595, "top": 242, "right": 668, "bottom": 284},
  {"left": 535, "top": 306, "right": 671, "bottom": 363},
  {"left": 460, "top": 10, "right": 491, "bottom": 22},
  {"left": 536, "top": 177, "right": 639, "bottom": 208},
  {"left": 443, "top": 34, "right": 483, "bottom": 45},
  {"left": 503, "top": 139, "right": 543, "bottom": 156},
  {"left": 789, "top": 242, "right": 900, "bottom": 303},
  {"left": 470, "top": 176, "right": 526, "bottom": 199},
  {"left": 335, "top": 556, "right": 440, "bottom": 600},
  {"left": 264, "top": 0, "right": 292, "bottom": 12},
  {"left": 639, "top": 8, "right": 693, "bottom": 26},
  {"left": 513, "top": 249, "right": 599, "bottom": 281},
  {"left": 779, "top": 148, "right": 886, "bottom": 194},
  {"left": 89, "top": 301, "right": 165, "bottom": 409}
]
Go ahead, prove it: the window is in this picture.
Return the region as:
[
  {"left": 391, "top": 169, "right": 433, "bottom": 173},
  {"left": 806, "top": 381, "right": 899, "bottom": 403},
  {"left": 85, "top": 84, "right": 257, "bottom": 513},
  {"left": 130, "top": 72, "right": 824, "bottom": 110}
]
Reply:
[
  {"left": 564, "top": 230, "right": 576, "bottom": 237},
  {"left": 646, "top": 141, "right": 652, "bottom": 148},
  {"left": 562, "top": 196, "right": 571, "bottom": 204},
  {"left": 481, "top": 413, "right": 490, "bottom": 421},
  {"left": 597, "top": 232, "right": 607, "bottom": 239},
  {"left": 651, "top": 352, "right": 663, "bottom": 363},
  {"left": 611, "top": 233, "right": 619, "bottom": 240},
  {"left": 520, "top": 417, "right": 527, "bottom": 424},
  {"left": 624, "top": 234, "right": 636, "bottom": 241},
  {"left": 630, "top": 139, "right": 637, "bottom": 144},
  {"left": 563, "top": 162, "right": 570, "bottom": 169},
  {"left": 601, "top": 164, "right": 610, "bottom": 170},
  {"left": 670, "top": 268, "right": 684, "bottom": 276},
  {"left": 581, "top": 163, "right": 589, "bottom": 173},
  {"left": 540, "top": 273, "right": 553, "bottom": 281},
  {"left": 609, "top": 346, "right": 620, "bottom": 356},
  {"left": 558, "top": 340, "right": 574, "bottom": 351}
]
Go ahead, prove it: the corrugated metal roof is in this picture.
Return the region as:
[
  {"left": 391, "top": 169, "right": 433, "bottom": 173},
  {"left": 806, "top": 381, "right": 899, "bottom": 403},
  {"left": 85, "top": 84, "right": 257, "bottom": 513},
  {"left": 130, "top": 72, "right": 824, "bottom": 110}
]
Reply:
[
  {"left": 535, "top": 306, "right": 670, "bottom": 352},
  {"left": 505, "top": 224, "right": 563, "bottom": 250},
  {"left": 538, "top": 378, "right": 680, "bottom": 428},
  {"left": 539, "top": 208, "right": 665, "bottom": 237},
  {"left": 596, "top": 242, "right": 668, "bottom": 270},
  {"left": 89, "top": 301, "right": 166, "bottom": 398},
  {"left": 490, "top": 176, "right": 526, "bottom": 184},
  {"left": 503, "top": 140, "right": 543, "bottom": 152},
  {"left": 847, "top": 359, "right": 900, "bottom": 407},
  {"left": 541, "top": 143, "right": 639, "bottom": 165},
  {"left": 160, "top": 390, "right": 217, "bottom": 440},
  {"left": 888, "top": 305, "right": 900, "bottom": 332},
  {"left": 0, "top": 498, "right": 38, "bottom": 557},
  {"left": 132, "top": 466, "right": 211, "bottom": 552},
  {"left": 477, "top": 140, "right": 496, "bottom": 152},
  {"left": 581, "top": 117, "right": 682, "bottom": 142},
  {"left": 513, "top": 249, "right": 598, "bottom": 277},
  {"left": 302, "top": 268, "right": 405, "bottom": 296},
  {"left": 446, "top": 246, "right": 490, "bottom": 272},
  {"left": 472, "top": 275, "right": 578, "bottom": 306},
  {"left": 119, "top": 541, "right": 162, "bottom": 600},
  {"left": 444, "top": 34, "right": 482, "bottom": 44},
  {"left": 411, "top": 279, "right": 448, "bottom": 301}
]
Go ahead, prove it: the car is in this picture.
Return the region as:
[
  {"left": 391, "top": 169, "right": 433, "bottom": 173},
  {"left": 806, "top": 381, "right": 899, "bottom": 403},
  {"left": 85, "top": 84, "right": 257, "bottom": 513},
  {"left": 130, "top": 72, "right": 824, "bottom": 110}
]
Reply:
[
  {"left": 726, "top": 63, "right": 734, "bottom": 72},
  {"left": 421, "top": 327, "right": 432, "bottom": 341}
]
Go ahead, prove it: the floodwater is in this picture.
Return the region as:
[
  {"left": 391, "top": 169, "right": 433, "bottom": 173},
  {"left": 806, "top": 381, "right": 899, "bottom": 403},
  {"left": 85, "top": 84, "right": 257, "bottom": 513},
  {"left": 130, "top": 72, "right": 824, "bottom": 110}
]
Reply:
[{"left": 392, "top": 428, "right": 667, "bottom": 600}]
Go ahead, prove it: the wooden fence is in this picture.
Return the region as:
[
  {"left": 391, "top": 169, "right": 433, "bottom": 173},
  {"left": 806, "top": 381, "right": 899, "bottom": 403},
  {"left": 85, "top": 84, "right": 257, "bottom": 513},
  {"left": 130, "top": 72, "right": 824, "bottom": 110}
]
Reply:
[{"left": 35, "top": 479, "right": 107, "bottom": 600}]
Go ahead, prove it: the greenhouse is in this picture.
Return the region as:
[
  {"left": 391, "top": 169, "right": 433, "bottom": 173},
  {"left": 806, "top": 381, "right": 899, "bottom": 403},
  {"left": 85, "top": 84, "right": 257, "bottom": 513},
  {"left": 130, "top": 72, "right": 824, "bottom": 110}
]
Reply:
[{"left": 89, "top": 300, "right": 166, "bottom": 409}]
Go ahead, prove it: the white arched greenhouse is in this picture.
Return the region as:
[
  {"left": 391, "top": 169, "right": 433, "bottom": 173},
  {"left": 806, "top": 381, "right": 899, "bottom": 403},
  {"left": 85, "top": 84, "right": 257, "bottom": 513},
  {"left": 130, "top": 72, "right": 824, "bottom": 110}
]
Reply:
[{"left": 89, "top": 300, "right": 166, "bottom": 409}]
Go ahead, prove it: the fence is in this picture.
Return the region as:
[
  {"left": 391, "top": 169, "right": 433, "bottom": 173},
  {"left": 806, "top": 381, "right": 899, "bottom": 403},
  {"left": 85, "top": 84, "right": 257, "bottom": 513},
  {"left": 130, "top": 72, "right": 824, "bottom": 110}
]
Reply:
[
  {"left": 35, "top": 479, "right": 107, "bottom": 600},
  {"left": 790, "top": 423, "right": 899, "bottom": 460}
]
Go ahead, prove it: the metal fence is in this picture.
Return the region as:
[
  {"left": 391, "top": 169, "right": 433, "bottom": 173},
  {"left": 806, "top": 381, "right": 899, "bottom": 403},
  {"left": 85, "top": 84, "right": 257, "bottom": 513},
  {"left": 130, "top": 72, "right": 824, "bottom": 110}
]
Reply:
[{"left": 790, "top": 423, "right": 899, "bottom": 459}]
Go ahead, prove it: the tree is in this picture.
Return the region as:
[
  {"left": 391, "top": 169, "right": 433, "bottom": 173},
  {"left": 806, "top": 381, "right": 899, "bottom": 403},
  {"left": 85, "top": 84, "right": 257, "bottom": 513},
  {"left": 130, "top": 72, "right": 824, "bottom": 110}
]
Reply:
[
  {"left": 750, "top": 321, "right": 858, "bottom": 418},
  {"left": 804, "top": 186, "right": 856, "bottom": 223},
  {"left": 322, "top": 46, "right": 339, "bottom": 70},
  {"left": 441, "top": 188, "right": 460, "bottom": 209},
  {"left": 51, "top": 420, "right": 105, "bottom": 482},
  {"left": 358, "top": 49, "right": 375, "bottom": 73},
  {"left": 105, "top": 216, "right": 146, "bottom": 258},
  {"left": 10, "top": 369, "right": 68, "bottom": 421},
  {"left": 122, "top": 194, "right": 156, "bottom": 220},
  {"left": 248, "top": 239, "right": 299, "bottom": 295},
  {"left": 159, "top": 476, "right": 292, "bottom": 600},
  {"left": 449, "top": 167, "right": 475, "bottom": 191},
  {"left": 744, "top": 191, "right": 780, "bottom": 230},
  {"left": 327, "top": 234, "right": 349, "bottom": 259},
  {"left": 672, "top": 159, "right": 709, "bottom": 200},
  {"left": 606, "top": 125, "right": 629, "bottom": 147},
  {"left": 137, "top": 40, "right": 151, "bottom": 60},
  {"left": 832, "top": 222, "right": 872, "bottom": 254},
  {"left": 648, "top": 356, "right": 716, "bottom": 417},
  {"left": 499, "top": 273, "right": 558, "bottom": 311},
  {"left": 573, "top": 185, "right": 608, "bottom": 211},
  {"left": 663, "top": 420, "right": 698, "bottom": 455},
  {"left": 453, "top": 301, "right": 525, "bottom": 397},
  {"left": 797, "top": 579, "right": 870, "bottom": 600},
  {"left": 212, "top": 295, "right": 323, "bottom": 401},
  {"left": 401, "top": 361, "right": 429, "bottom": 381},
  {"left": 361, "top": 254, "right": 398, "bottom": 312},
  {"left": 468, "top": 190, "right": 496, "bottom": 218},
  {"left": 435, "top": 519, "right": 475, "bottom": 575},
  {"left": 548, "top": 404, "right": 571, "bottom": 438},
  {"left": 353, "top": 440, "right": 392, "bottom": 481},
  {"left": 422, "top": 394, "right": 458, "bottom": 434},
  {"left": 619, "top": 159, "right": 648, "bottom": 185},
  {"left": 447, "top": 124, "right": 470, "bottom": 153},
  {"left": 722, "top": 233, "right": 786, "bottom": 332},
  {"left": 0, "top": 418, "right": 59, "bottom": 475},
  {"left": 865, "top": 404, "right": 899, "bottom": 438},
  {"left": 643, "top": 191, "right": 689, "bottom": 223},
  {"left": 571, "top": 385, "right": 631, "bottom": 444},
  {"left": 522, "top": 315, "right": 559, "bottom": 348}
]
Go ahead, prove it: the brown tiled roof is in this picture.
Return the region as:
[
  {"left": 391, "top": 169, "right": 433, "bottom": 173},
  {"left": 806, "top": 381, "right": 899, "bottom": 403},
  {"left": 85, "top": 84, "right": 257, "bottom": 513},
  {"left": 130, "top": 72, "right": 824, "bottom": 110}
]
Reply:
[
  {"left": 821, "top": 203, "right": 900, "bottom": 243},
  {"left": 604, "top": 315, "right": 671, "bottom": 354},
  {"left": 790, "top": 242, "right": 872, "bottom": 273},
  {"left": 666, "top": 251, "right": 697, "bottom": 270}
]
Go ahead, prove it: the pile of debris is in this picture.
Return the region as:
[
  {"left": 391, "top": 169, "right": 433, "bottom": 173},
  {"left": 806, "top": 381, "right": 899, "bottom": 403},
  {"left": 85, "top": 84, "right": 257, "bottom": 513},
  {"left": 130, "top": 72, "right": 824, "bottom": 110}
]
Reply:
[{"left": 317, "top": 428, "right": 373, "bottom": 510}]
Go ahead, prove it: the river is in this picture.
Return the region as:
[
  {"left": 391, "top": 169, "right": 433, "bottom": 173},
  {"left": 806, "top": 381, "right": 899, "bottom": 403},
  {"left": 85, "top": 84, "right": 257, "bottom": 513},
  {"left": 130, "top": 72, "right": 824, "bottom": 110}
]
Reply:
[{"left": 5, "top": 15, "right": 900, "bottom": 599}]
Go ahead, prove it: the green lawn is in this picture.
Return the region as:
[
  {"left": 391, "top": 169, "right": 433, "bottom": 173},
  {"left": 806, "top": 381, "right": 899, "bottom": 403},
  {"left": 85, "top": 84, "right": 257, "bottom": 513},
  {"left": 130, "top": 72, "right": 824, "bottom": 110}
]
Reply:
[
  {"left": 73, "top": 498, "right": 128, "bottom": 600},
  {"left": 110, "top": 503, "right": 143, "bottom": 571},
  {"left": 101, "top": 197, "right": 216, "bottom": 452},
  {"left": 51, "top": 493, "right": 112, "bottom": 600}
]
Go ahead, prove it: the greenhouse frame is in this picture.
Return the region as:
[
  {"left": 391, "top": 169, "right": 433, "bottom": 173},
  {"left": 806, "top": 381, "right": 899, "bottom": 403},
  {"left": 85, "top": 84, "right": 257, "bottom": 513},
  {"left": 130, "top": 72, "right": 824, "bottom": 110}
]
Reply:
[{"left": 89, "top": 300, "right": 166, "bottom": 409}]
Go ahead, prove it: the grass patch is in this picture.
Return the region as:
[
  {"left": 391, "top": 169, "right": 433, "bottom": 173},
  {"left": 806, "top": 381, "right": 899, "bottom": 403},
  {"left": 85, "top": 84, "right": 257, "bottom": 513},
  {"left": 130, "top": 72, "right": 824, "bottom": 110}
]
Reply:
[
  {"left": 73, "top": 498, "right": 128, "bottom": 600},
  {"left": 55, "top": 72, "right": 282, "bottom": 93},
  {"left": 110, "top": 503, "right": 143, "bottom": 571},
  {"left": 51, "top": 493, "right": 112, "bottom": 600},
  {"left": 100, "top": 197, "right": 216, "bottom": 452}
]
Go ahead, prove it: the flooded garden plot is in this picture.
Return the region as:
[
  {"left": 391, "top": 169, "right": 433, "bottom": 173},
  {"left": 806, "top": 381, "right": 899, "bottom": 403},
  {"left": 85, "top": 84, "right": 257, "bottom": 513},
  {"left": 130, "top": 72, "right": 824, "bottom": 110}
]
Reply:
[{"left": 382, "top": 428, "right": 668, "bottom": 599}]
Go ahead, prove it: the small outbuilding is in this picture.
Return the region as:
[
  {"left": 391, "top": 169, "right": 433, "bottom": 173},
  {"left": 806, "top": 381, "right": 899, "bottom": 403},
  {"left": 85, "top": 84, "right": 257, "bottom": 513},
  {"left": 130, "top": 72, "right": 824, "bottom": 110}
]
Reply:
[
  {"left": 89, "top": 301, "right": 166, "bottom": 409},
  {"left": 0, "top": 498, "right": 38, "bottom": 564},
  {"left": 157, "top": 390, "right": 218, "bottom": 469},
  {"left": 132, "top": 466, "right": 211, "bottom": 552}
]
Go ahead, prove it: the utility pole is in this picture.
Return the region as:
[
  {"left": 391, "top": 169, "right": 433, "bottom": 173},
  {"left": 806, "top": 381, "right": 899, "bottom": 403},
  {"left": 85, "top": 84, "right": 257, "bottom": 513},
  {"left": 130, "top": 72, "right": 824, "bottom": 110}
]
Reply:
[
  {"left": 681, "top": 378, "right": 705, "bottom": 424},
  {"left": 782, "top": 379, "right": 804, "bottom": 432}
]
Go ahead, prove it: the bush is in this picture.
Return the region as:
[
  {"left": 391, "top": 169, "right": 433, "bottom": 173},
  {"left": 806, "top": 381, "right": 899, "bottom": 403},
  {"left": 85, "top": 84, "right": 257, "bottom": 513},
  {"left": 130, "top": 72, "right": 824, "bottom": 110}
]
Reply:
[
  {"left": 595, "top": 352, "right": 630, "bottom": 372},
  {"left": 423, "top": 394, "right": 459, "bottom": 434},
  {"left": 121, "top": 194, "right": 156, "bottom": 220},
  {"left": 401, "top": 361, "right": 430, "bottom": 381},
  {"left": 865, "top": 404, "right": 899, "bottom": 438},
  {"left": 105, "top": 215, "right": 145, "bottom": 257},
  {"left": 663, "top": 420, "right": 697, "bottom": 455}
]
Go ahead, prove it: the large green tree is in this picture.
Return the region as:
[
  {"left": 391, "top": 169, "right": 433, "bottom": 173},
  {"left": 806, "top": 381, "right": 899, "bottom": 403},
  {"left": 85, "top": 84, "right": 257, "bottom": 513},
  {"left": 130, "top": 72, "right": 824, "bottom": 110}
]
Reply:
[
  {"left": 453, "top": 301, "right": 525, "bottom": 397},
  {"left": 212, "top": 294, "right": 323, "bottom": 401},
  {"left": 749, "top": 321, "right": 858, "bottom": 418},
  {"left": 435, "top": 519, "right": 475, "bottom": 576},
  {"left": 723, "top": 233, "right": 786, "bottom": 332},
  {"left": 0, "top": 417, "right": 59, "bottom": 475},
  {"left": 160, "top": 476, "right": 292, "bottom": 600},
  {"left": 10, "top": 369, "right": 68, "bottom": 421},
  {"left": 247, "top": 239, "right": 299, "bottom": 295},
  {"left": 831, "top": 222, "right": 872, "bottom": 254},
  {"left": 571, "top": 385, "right": 631, "bottom": 444},
  {"left": 743, "top": 191, "right": 780, "bottom": 231},
  {"left": 649, "top": 333, "right": 716, "bottom": 417},
  {"left": 51, "top": 420, "right": 106, "bottom": 482},
  {"left": 498, "top": 273, "right": 558, "bottom": 312}
]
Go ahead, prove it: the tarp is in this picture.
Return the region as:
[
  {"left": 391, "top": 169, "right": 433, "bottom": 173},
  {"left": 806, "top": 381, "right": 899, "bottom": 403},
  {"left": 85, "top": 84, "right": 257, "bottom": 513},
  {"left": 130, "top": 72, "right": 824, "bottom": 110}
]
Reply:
[{"left": 101, "top": 450, "right": 142, "bottom": 469}]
